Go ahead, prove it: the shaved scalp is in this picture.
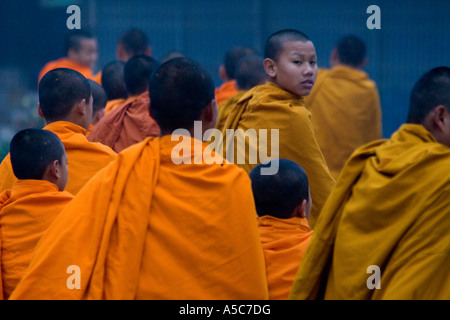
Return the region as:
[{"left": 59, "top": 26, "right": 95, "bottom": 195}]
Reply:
[
  {"left": 39, "top": 68, "right": 91, "bottom": 122},
  {"left": 224, "top": 46, "right": 256, "bottom": 79},
  {"left": 101, "top": 61, "right": 128, "bottom": 100},
  {"left": 124, "top": 54, "right": 160, "bottom": 96},
  {"left": 118, "top": 28, "right": 149, "bottom": 57},
  {"left": 264, "top": 29, "right": 311, "bottom": 61},
  {"left": 88, "top": 80, "right": 107, "bottom": 113},
  {"left": 250, "top": 159, "right": 310, "bottom": 219},
  {"left": 10, "top": 128, "right": 65, "bottom": 180},
  {"left": 64, "top": 29, "right": 94, "bottom": 55},
  {"left": 149, "top": 57, "right": 215, "bottom": 132},
  {"left": 235, "top": 54, "right": 267, "bottom": 90},
  {"left": 336, "top": 35, "right": 367, "bottom": 67},
  {"left": 407, "top": 66, "right": 450, "bottom": 123}
]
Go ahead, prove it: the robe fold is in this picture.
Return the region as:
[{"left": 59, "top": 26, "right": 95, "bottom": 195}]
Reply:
[
  {"left": 258, "top": 215, "right": 313, "bottom": 300},
  {"left": 0, "top": 121, "right": 117, "bottom": 195},
  {"left": 104, "top": 98, "right": 127, "bottom": 115},
  {"left": 215, "top": 90, "right": 247, "bottom": 131},
  {"left": 38, "top": 58, "right": 101, "bottom": 84},
  {"left": 289, "top": 124, "right": 450, "bottom": 300},
  {"left": 305, "top": 66, "right": 382, "bottom": 179},
  {"left": 9, "top": 135, "right": 268, "bottom": 300},
  {"left": 215, "top": 80, "right": 237, "bottom": 106},
  {"left": 0, "top": 180, "right": 73, "bottom": 299},
  {"left": 87, "top": 92, "right": 160, "bottom": 153},
  {"left": 218, "top": 81, "right": 335, "bottom": 228}
]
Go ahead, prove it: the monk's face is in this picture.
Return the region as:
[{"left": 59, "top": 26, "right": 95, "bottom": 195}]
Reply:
[
  {"left": 271, "top": 40, "right": 317, "bottom": 97},
  {"left": 71, "top": 38, "right": 98, "bottom": 69}
]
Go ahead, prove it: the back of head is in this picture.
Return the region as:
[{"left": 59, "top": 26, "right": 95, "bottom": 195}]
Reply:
[
  {"left": 407, "top": 66, "right": 450, "bottom": 124},
  {"left": 118, "top": 28, "right": 149, "bottom": 58},
  {"left": 39, "top": 68, "right": 91, "bottom": 123},
  {"left": 235, "top": 54, "right": 267, "bottom": 90},
  {"left": 264, "top": 29, "right": 311, "bottom": 61},
  {"left": 10, "top": 129, "right": 65, "bottom": 180},
  {"left": 224, "top": 46, "right": 256, "bottom": 80},
  {"left": 101, "top": 60, "right": 128, "bottom": 100},
  {"left": 149, "top": 57, "right": 215, "bottom": 132},
  {"left": 250, "top": 159, "right": 309, "bottom": 219},
  {"left": 64, "top": 29, "right": 95, "bottom": 56},
  {"left": 124, "top": 54, "right": 160, "bottom": 96},
  {"left": 88, "top": 80, "right": 107, "bottom": 113},
  {"left": 335, "top": 35, "right": 367, "bottom": 67}
]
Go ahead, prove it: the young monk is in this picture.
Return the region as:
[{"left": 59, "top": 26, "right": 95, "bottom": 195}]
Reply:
[
  {"left": 289, "top": 66, "right": 450, "bottom": 300},
  {"left": 88, "top": 80, "right": 107, "bottom": 128},
  {"left": 38, "top": 29, "right": 100, "bottom": 84},
  {"left": 9, "top": 58, "right": 268, "bottom": 300},
  {"left": 215, "top": 54, "right": 267, "bottom": 131},
  {"left": 117, "top": 28, "right": 151, "bottom": 62},
  {"left": 0, "top": 68, "right": 117, "bottom": 195},
  {"left": 0, "top": 129, "right": 73, "bottom": 299},
  {"left": 250, "top": 159, "right": 313, "bottom": 300},
  {"left": 215, "top": 46, "right": 256, "bottom": 105},
  {"left": 101, "top": 61, "right": 128, "bottom": 115},
  {"left": 305, "top": 35, "right": 382, "bottom": 179},
  {"left": 87, "top": 55, "right": 160, "bottom": 153},
  {"left": 218, "top": 29, "right": 335, "bottom": 228}
]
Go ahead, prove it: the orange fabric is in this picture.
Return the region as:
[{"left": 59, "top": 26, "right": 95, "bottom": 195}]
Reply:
[
  {"left": 215, "top": 90, "right": 247, "bottom": 131},
  {"left": 38, "top": 58, "right": 101, "bottom": 84},
  {"left": 218, "top": 82, "right": 335, "bottom": 228},
  {"left": 215, "top": 80, "right": 238, "bottom": 106},
  {"left": 10, "top": 136, "right": 268, "bottom": 299},
  {"left": 258, "top": 216, "right": 313, "bottom": 300},
  {"left": 87, "top": 92, "right": 160, "bottom": 153},
  {"left": 0, "top": 121, "right": 117, "bottom": 195},
  {"left": 305, "top": 66, "right": 382, "bottom": 179},
  {"left": 0, "top": 180, "right": 73, "bottom": 299},
  {"left": 104, "top": 98, "right": 127, "bottom": 115}
]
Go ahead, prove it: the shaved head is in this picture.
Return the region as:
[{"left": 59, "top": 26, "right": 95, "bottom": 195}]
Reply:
[
  {"left": 264, "top": 29, "right": 311, "bottom": 61},
  {"left": 223, "top": 46, "right": 256, "bottom": 79},
  {"left": 10, "top": 129, "right": 65, "bottom": 180},
  {"left": 407, "top": 66, "right": 450, "bottom": 124},
  {"left": 335, "top": 35, "right": 367, "bottom": 67},
  {"left": 235, "top": 54, "right": 267, "bottom": 90},
  {"left": 101, "top": 61, "right": 127, "bottom": 100},
  {"left": 250, "top": 159, "right": 310, "bottom": 219}
]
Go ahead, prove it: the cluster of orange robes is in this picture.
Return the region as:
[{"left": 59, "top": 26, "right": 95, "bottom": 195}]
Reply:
[{"left": 0, "top": 63, "right": 448, "bottom": 300}]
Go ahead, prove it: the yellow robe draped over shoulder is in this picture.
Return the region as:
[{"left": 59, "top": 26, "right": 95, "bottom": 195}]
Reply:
[
  {"left": 0, "top": 180, "right": 73, "bottom": 299},
  {"left": 289, "top": 124, "right": 450, "bottom": 300},
  {"left": 217, "top": 82, "right": 335, "bottom": 228},
  {"left": 215, "top": 90, "right": 247, "bottom": 131},
  {"left": 0, "top": 121, "right": 117, "bottom": 195},
  {"left": 305, "top": 66, "right": 382, "bottom": 179},
  {"left": 10, "top": 136, "right": 268, "bottom": 300}
]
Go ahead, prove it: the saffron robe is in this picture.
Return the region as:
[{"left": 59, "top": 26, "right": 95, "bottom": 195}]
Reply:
[{"left": 215, "top": 80, "right": 237, "bottom": 106}]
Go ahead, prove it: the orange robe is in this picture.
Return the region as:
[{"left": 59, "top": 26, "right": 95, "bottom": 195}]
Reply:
[
  {"left": 215, "top": 90, "right": 247, "bottom": 131},
  {"left": 0, "top": 180, "right": 73, "bottom": 299},
  {"left": 305, "top": 66, "right": 382, "bottom": 179},
  {"left": 87, "top": 92, "right": 160, "bottom": 153},
  {"left": 289, "top": 124, "right": 450, "bottom": 300},
  {"left": 9, "top": 136, "right": 268, "bottom": 299},
  {"left": 104, "top": 98, "right": 127, "bottom": 115},
  {"left": 38, "top": 58, "right": 101, "bottom": 84},
  {"left": 258, "top": 215, "right": 313, "bottom": 300},
  {"left": 215, "top": 80, "right": 237, "bottom": 106},
  {"left": 0, "top": 121, "right": 117, "bottom": 195},
  {"left": 218, "top": 82, "right": 335, "bottom": 228}
]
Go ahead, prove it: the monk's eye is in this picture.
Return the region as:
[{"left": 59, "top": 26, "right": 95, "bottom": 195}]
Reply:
[
  {"left": 310, "top": 61, "right": 317, "bottom": 66},
  {"left": 293, "top": 60, "right": 302, "bottom": 65}
]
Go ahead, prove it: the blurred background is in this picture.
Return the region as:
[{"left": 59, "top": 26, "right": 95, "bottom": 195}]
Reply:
[{"left": 0, "top": 0, "right": 449, "bottom": 160}]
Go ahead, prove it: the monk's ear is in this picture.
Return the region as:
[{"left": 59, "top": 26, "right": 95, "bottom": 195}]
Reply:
[
  {"left": 219, "top": 65, "right": 228, "bottom": 81},
  {"left": 263, "top": 58, "right": 277, "bottom": 79},
  {"left": 75, "top": 99, "right": 87, "bottom": 116},
  {"left": 359, "top": 57, "right": 368, "bottom": 69},
  {"left": 296, "top": 200, "right": 308, "bottom": 218},
  {"left": 37, "top": 103, "right": 45, "bottom": 119},
  {"left": 432, "top": 105, "right": 448, "bottom": 131},
  {"left": 329, "top": 48, "right": 339, "bottom": 67},
  {"left": 200, "top": 99, "right": 218, "bottom": 130},
  {"left": 145, "top": 46, "right": 152, "bottom": 57},
  {"left": 45, "top": 160, "right": 61, "bottom": 181}
]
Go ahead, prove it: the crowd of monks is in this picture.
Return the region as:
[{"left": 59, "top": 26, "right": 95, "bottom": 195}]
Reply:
[{"left": 0, "top": 27, "right": 448, "bottom": 300}]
